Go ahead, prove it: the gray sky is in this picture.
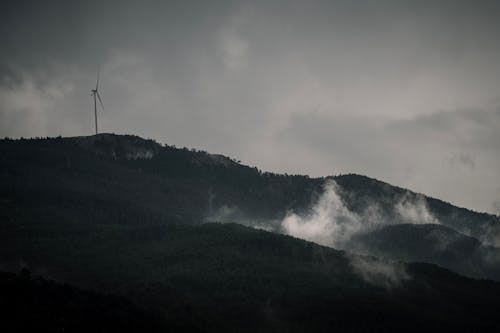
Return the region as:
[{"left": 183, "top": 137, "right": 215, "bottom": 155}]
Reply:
[{"left": 1, "top": 0, "right": 500, "bottom": 214}]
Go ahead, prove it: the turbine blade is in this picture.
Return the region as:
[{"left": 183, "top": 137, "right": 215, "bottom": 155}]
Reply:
[
  {"left": 96, "top": 69, "right": 100, "bottom": 90},
  {"left": 97, "top": 91, "right": 104, "bottom": 110}
]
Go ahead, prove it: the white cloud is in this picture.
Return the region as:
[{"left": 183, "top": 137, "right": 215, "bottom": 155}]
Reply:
[
  {"left": 349, "top": 255, "right": 410, "bottom": 289},
  {"left": 281, "top": 180, "right": 361, "bottom": 248},
  {"left": 0, "top": 73, "right": 75, "bottom": 137},
  {"left": 395, "top": 193, "right": 439, "bottom": 225},
  {"left": 281, "top": 180, "right": 440, "bottom": 249}
]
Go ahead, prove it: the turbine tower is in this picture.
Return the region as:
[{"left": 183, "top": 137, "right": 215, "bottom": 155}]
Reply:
[{"left": 91, "top": 72, "right": 104, "bottom": 134}]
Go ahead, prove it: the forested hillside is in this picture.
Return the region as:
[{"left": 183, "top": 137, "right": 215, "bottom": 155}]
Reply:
[
  {"left": 2, "top": 223, "right": 500, "bottom": 332},
  {"left": 2, "top": 134, "right": 500, "bottom": 331}
]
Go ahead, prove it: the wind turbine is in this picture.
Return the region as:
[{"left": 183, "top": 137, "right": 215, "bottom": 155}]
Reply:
[{"left": 91, "top": 72, "right": 104, "bottom": 134}]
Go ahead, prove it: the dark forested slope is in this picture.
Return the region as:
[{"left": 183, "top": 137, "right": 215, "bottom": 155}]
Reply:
[
  {"left": 2, "top": 222, "right": 500, "bottom": 332},
  {"left": 2, "top": 134, "right": 500, "bottom": 331},
  {"left": 0, "top": 270, "right": 162, "bottom": 332},
  {"left": 1, "top": 134, "right": 498, "bottom": 233},
  {"left": 347, "top": 223, "right": 500, "bottom": 280}
]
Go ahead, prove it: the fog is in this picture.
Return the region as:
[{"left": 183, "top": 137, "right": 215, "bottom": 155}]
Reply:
[
  {"left": 349, "top": 255, "right": 410, "bottom": 289},
  {"left": 281, "top": 180, "right": 439, "bottom": 248}
]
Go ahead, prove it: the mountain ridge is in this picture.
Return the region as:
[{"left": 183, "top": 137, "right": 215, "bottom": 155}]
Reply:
[
  {"left": 6, "top": 133, "right": 498, "bottom": 217},
  {"left": 1, "top": 134, "right": 499, "bottom": 276},
  {"left": 2, "top": 134, "right": 500, "bottom": 331}
]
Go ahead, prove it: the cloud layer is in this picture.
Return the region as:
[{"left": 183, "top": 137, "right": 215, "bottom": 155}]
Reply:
[{"left": 2, "top": 0, "right": 500, "bottom": 213}]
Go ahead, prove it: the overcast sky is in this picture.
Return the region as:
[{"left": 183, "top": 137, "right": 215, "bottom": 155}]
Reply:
[{"left": 1, "top": 0, "right": 500, "bottom": 214}]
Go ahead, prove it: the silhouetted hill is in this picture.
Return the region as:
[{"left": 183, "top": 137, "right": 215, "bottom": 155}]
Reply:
[
  {"left": 2, "top": 134, "right": 500, "bottom": 331},
  {"left": 2, "top": 222, "right": 500, "bottom": 332},
  {"left": 0, "top": 270, "right": 162, "bottom": 332},
  {"left": 2, "top": 134, "right": 497, "bottom": 231},
  {"left": 334, "top": 174, "right": 500, "bottom": 245},
  {"left": 1, "top": 134, "right": 499, "bottom": 276},
  {"left": 347, "top": 223, "right": 500, "bottom": 281},
  {"left": 0, "top": 134, "right": 322, "bottom": 227}
]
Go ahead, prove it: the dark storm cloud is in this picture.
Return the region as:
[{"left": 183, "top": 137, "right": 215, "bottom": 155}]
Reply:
[{"left": 1, "top": 0, "right": 500, "bottom": 213}]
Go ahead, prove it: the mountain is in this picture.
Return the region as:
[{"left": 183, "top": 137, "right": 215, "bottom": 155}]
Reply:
[
  {"left": 332, "top": 174, "right": 500, "bottom": 246},
  {"left": 0, "top": 270, "right": 163, "bottom": 332},
  {"left": 346, "top": 223, "right": 500, "bottom": 281},
  {"left": 2, "top": 222, "right": 500, "bottom": 332},
  {"left": 1, "top": 134, "right": 499, "bottom": 277},
  {"left": 2, "top": 133, "right": 498, "bottom": 230},
  {"left": 2, "top": 134, "right": 500, "bottom": 331},
  {"left": 0, "top": 134, "right": 322, "bottom": 227}
]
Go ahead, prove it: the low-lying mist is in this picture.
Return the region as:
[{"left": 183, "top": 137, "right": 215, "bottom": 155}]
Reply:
[
  {"left": 349, "top": 254, "right": 410, "bottom": 289},
  {"left": 281, "top": 180, "right": 361, "bottom": 248},
  {"left": 204, "top": 179, "right": 500, "bottom": 282},
  {"left": 205, "top": 179, "right": 442, "bottom": 249},
  {"left": 280, "top": 180, "right": 440, "bottom": 249}
]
